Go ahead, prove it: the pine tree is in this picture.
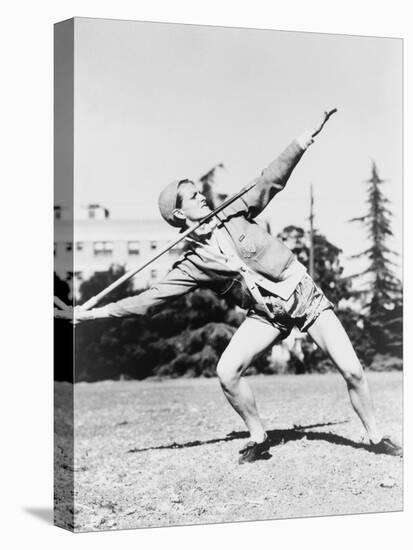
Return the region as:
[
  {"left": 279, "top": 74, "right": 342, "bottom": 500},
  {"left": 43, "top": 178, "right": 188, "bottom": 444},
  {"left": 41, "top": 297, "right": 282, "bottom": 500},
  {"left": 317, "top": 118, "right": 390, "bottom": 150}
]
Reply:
[{"left": 349, "top": 162, "right": 402, "bottom": 357}]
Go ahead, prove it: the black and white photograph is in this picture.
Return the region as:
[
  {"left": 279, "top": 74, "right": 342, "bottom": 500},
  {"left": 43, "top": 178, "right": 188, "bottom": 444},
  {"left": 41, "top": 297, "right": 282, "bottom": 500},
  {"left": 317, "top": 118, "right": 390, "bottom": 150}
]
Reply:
[{"left": 53, "top": 17, "right": 402, "bottom": 532}]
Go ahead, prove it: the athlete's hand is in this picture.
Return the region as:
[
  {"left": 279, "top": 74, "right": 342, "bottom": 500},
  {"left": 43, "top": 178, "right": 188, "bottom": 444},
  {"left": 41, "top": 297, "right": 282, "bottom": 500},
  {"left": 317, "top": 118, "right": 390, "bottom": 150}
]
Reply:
[
  {"left": 297, "top": 130, "right": 314, "bottom": 149},
  {"left": 298, "top": 109, "right": 337, "bottom": 149},
  {"left": 312, "top": 108, "right": 338, "bottom": 138},
  {"left": 73, "top": 306, "right": 97, "bottom": 324},
  {"left": 54, "top": 306, "right": 97, "bottom": 325}
]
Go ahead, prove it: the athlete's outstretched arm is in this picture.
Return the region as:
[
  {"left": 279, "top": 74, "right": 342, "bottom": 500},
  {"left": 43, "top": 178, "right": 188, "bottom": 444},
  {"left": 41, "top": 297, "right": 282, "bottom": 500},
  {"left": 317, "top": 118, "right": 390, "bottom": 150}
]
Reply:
[{"left": 54, "top": 264, "right": 198, "bottom": 324}]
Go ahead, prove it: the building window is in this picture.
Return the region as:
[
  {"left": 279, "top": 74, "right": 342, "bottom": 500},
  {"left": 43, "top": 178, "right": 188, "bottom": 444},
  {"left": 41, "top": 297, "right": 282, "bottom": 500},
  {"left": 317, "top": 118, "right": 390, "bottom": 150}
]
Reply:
[
  {"left": 66, "top": 242, "right": 73, "bottom": 252},
  {"left": 93, "top": 241, "right": 113, "bottom": 256},
  {"left": 128, "top": 241, "right": 140, "bottom": 255},
  {"left": 76, "top": 242, "right": 84, "bottom": 252}
]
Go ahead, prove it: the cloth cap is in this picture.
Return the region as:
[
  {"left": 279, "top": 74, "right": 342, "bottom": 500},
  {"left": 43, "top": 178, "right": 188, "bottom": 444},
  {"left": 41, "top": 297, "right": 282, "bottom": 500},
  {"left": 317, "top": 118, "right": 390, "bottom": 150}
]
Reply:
[{"left": 158, "top": 179, "right": 188, "bottom": 227}]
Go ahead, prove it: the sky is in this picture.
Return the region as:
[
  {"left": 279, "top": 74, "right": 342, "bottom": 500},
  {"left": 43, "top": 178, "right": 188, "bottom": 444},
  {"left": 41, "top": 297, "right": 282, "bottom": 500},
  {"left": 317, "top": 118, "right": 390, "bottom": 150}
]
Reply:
[{"left": 72, "top": 18, "right": 402, "bottom": 276}]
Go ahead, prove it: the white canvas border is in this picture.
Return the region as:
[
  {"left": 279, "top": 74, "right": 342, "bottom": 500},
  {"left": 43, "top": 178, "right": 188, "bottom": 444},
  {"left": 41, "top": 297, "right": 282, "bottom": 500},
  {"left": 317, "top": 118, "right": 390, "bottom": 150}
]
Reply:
[{"left": 1, "top": 1, "right": 410, "bottom": 549}]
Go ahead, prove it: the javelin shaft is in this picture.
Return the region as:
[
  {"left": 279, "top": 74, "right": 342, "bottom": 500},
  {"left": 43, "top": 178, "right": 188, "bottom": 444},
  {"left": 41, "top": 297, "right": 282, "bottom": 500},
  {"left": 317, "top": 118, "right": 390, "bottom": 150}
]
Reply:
[{"left": 79, "top": 181, "right": 256, "bottom": 311}]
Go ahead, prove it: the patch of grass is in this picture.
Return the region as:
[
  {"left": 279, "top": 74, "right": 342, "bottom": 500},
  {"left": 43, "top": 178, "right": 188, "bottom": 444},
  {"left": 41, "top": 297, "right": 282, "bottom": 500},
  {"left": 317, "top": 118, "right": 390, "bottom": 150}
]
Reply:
[{"left": 67, "top": 372, "right": 402, "bottom": 531}]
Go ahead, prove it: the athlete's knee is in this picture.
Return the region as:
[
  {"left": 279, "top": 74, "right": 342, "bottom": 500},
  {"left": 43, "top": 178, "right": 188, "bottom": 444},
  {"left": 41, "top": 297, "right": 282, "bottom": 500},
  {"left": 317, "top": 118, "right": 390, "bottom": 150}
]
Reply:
[
  {"left": 341, "top": 362, "right": 365, "bottom": 388},
  {"left": 216, "top": 355, "right": 246, "bottom": 391}
]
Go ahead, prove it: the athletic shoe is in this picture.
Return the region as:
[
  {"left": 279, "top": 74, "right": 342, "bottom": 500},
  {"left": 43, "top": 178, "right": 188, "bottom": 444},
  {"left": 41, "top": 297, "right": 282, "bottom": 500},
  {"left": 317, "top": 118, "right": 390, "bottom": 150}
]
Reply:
[
  {"left": 370, "top": 436, "right": 402, "bottom": 457},
  {"left": 238, "top": 435, "right": 270, "bottom": 464}
]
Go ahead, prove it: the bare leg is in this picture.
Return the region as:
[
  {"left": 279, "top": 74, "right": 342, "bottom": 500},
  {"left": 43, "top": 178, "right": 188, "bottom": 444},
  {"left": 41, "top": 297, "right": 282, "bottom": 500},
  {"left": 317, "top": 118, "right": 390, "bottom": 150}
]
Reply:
[
  {"left": 216, "top": 317, "right": 281, "bottom": 443},
  {"left": 307, "top": 309, "right": 382, "bottom": 443}
]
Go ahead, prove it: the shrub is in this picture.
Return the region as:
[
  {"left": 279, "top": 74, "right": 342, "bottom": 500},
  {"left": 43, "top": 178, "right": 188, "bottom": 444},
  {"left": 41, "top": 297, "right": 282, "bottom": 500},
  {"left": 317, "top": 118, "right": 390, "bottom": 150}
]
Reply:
[{"left": 369, "top": 354, "right": 403, "bottom": 372}]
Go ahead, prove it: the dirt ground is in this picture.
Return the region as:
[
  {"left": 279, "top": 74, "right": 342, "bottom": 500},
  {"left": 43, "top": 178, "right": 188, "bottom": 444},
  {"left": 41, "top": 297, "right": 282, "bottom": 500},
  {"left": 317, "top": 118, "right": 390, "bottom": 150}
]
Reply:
[{"left": 57, "top": 372, "right": 402, "bottom": 531}]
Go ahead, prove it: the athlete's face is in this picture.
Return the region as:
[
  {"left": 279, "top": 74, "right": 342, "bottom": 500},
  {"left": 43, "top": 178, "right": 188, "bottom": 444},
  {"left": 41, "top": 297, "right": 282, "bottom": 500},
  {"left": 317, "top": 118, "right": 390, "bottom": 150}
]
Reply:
[{"left": 174, "top": 181, "right": 211, "bottom": 224}]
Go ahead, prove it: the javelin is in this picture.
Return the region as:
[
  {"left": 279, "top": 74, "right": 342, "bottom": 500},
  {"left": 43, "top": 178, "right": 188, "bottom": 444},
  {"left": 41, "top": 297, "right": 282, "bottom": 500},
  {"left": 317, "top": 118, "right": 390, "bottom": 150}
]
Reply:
[{"left": 56, "top": 108, "right": 337, "bottom": 312}]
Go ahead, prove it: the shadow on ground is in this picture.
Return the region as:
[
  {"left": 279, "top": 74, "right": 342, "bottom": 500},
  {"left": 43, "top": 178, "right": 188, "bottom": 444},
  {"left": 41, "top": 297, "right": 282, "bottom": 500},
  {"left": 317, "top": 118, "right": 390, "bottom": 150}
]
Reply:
[
  {"left": 24, "top": 507, "right": 53, "bottom": 524},
  {"left": 127, "top": 420, "right": 380, "bottom": 455}
]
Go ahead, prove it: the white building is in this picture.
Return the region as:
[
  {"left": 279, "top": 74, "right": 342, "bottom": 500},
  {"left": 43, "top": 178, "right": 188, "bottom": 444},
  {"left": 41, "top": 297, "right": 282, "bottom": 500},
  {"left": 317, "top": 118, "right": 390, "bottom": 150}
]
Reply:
[{"left": 54, "top": 204, "right": 182, "bottom": 299}]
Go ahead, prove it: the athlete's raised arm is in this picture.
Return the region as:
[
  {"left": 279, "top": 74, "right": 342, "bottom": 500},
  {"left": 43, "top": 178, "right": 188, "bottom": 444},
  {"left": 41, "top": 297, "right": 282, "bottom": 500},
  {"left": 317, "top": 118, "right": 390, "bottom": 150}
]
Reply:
[{"left": 241, "top": 111, "right": 335, "bottom": 218}]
